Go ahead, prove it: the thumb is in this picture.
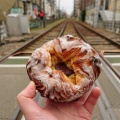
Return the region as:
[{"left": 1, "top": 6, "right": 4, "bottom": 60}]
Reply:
[{"left": 17, "top": 81, "right": 41, "bottom": 116}]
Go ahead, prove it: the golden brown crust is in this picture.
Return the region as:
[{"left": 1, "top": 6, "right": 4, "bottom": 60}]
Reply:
[{"left": 26, "top": 35, "right": 101, "bottom": 102}]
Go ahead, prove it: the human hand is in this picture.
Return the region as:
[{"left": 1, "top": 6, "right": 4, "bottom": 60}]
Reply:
[{"left": 17, "top": 81, "right": 100, "bottom": 120}]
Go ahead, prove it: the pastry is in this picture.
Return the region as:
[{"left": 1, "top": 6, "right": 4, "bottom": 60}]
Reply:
[{"left": 26, "top": 35, "right": 101, "bottom": 102}]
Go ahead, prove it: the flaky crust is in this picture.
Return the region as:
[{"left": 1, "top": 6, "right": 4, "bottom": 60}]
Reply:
[{"left": 26, "top": 35, "right": 101, "bottom": 102}]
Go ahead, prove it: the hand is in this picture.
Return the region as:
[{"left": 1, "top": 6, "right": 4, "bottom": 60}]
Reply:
[{"left": 17, "top": 81, "right": 100, "bottom": 120}]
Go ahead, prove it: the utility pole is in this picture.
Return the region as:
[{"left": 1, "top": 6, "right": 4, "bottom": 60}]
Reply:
[
  {"left": 17, "top": 0, "right": 19, "bottom": 8},
  {"left": 23, "top": 1, "right": 27, "bottom": 15},
  {"left": 0, "top": 25, "right": 1, "bottom": 45},
  {"left": 31, "top": 0, "right": 33, "bottom": 10},
  {"left": 103, "top": 0, "right": 106, "bottom": 10},
  {"left": 83, "top": 0, "right": 86, "bottom": 22},
  {"left": 80, "top": 0, "right": 82, "bottom": 11},
  {"left": 94, "top": 0, "right": 100, "bottom": 27},
  {"left": 39, "top": 0, "right": 41, "bottom": 10},
  {"left": 84, "top": 0, "right": 86, "bottom": 10},
  {"left": 43, "top": 1, "right": 46, "bottom": 27},
  {"left": 77, "top": 0, "right": 81, "bottom": 20},
  {"left": 112, "top": 0, "right": 117, "bottom": 31},
  {"left": 58, "top": 0, "right": 60, "bottom": 18},
  {"left": 80, "top": 0, "right": 83, "bottom": 20}
]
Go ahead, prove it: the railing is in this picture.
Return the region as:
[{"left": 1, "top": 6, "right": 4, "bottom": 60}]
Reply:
[
  {"left": 0, "top": 24, "right": 7, "bottom": 44},
  {"left": 30, "top": 18, "right": 60, "bottom": 29},
  {"left": 104, "top": 21, "right": 120, "bottom": 33}
]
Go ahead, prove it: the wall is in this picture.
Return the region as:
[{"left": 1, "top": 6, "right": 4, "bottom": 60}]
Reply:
[
  {"left": 108, "top": 0, "right": 120, "bottom": 12},
  {"left": 0, "top": 0, "right": 16, "bottom": 21},
  {"left": 85, "top": 0, "right": 101, "bottom": 26}
]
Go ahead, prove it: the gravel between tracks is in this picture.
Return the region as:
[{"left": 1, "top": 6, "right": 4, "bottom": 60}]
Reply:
[
  {"left": 0, "top": 20, "right": 63, "bottom": 58},
  {"left": 0, "top": 20, "right": 118, "bottom": 58}
]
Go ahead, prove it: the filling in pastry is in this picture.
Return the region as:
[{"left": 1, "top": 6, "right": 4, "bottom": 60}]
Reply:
[
  {"left": 55, "top": 62, "right": 74, "bottom": 77},
  {"left": 50, "top": 49, "right": 76, "bottom": 84}
]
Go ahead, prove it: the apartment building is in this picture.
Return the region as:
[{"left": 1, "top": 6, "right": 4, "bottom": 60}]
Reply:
[
  {"left": 44, "top": 0, "right": 57, "bottom": 19},
  {"left": 85, "top": 0, "right": 120, "bottom": 32},
  {"left": 0, "top": 0, "right": 57, "bottom": 22},
  {"left": 74, "top": 0, "right": 80, "bottom": 17},
  {"left": 85, "top": 0, "right": 99, "bottom": 26},
  {"left": 107, "top": 0, "right": 120, "bottom": 12}
]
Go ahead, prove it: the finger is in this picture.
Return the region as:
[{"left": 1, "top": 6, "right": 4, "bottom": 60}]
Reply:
[
  {"left": 17, "top": 81, "right": 41, "bottom": 115},
  {"left": 78, "top": 87, "right": 93, "bottom": 104},
  {"left": 84, "top": 87, "right": 101, "bottom": 114},
  {"left": 18, "top": 81, "right": 36, "bottom": 98}
]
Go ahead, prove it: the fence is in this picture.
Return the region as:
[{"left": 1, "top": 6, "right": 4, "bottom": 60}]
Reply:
[
  {"left": 0, "top": 23, "right": 7, "bottom": 45},
  {"left": 104, "top": 21, "right": 120, "bottom": 34},
  {"left": 30, "top": 18, "right": 59, "bottom": 29}
]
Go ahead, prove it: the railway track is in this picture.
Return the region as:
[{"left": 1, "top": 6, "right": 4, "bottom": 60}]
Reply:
[
  {"left": 73, "top": 21, "right": 120, "bottom": 51},
  {"left": 0, "top": 19, "right": 120, "bottom": 120}
]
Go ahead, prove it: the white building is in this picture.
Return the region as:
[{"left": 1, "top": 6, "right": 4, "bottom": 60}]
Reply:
[
  {"left": 42, "top": 0, "right": 57, "bottom": 19},
  {"left": 85, "top": 0, "right": 101, "bottom": 27},
  {"left": 74, "top": 0, "right": 80, "bottom": 18}
]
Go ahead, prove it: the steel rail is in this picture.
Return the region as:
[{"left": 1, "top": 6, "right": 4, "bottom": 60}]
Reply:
[
  {"left": 100, "top": 57, "right": 120, "bottom": 94},
  {"left": 71, "top": 21, "right": 87, "bottom": 43},
  {"left": 72, "top": 21, "right": 109, "bottom": 120},
  {"left": 58, "top": 21, "right": 67, "bottom": 37},
  {"left": 95, "top": 81, "right": 118, "bottom": 120},
  {"left": 10, "top": 92, "right": 40, "bottom": 120},
  {"left": 0, "top": 21, "right": 66, "bottom": 63},
  {"left": 100, "top": 54, "right": 120, "bottom": 79},
  {"left": 72, "top": 21, "right": 120, "bottom": 80},
  {"left": 75, "top": 21, "right": 120, "bottom": 47},
  {"left": 9, "top": 20, "right": 67, "bottom": 120},
  {"left": 93, "top": 84, "right": 110, "bottom": 120},
  {"left": 72, "top": 21, "right": 119, "bottom": 120}
]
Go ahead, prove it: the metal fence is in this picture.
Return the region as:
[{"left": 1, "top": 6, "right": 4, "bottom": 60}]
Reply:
[
  {"left": 104, "top": 21, "right": 120, "bottom": 34},
  {"left": 0, "top": 24, "right": 7, "bottom": 45},
  {"left": 30, "top": 18, "right": 59, "bottom": 29}
]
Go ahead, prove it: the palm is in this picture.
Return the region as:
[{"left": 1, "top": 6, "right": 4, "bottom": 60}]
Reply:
[
  {"left": 17, "top": 82, "right": 100, "bottom": 120},
  {"left": 41, "top": 99, "right": 91, "bottom": 120}
]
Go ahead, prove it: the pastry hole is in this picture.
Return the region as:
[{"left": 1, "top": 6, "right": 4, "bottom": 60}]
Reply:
[{"left": 55, "top": 62, "right": 74, "bottom": 77}]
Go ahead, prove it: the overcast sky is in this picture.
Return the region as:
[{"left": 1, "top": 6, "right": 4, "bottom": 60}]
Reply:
[{"left": 58, "top": 0, "right": 74, "bottom": 15}]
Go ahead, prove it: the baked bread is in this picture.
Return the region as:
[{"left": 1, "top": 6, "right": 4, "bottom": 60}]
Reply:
[{"left": 26, "top": 35, "right": 101, "bottom": 102}]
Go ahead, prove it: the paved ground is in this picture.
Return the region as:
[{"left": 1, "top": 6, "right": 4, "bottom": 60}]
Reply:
[{"left": 0, "top": 66, "right": 29, "bottom": 119}]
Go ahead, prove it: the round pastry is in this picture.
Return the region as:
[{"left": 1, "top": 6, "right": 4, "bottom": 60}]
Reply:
[{"left": 26, "top": 35, "right": 101, "bottom": 102}]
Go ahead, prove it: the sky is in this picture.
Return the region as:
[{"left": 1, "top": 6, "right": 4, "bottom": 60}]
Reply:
[{"left": 58, "top": 0, "right": 74, "bottom": 15}]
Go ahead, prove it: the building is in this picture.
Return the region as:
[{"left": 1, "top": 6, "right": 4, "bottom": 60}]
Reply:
[
  {"left": 77, "top": 0, "right": 90, "bottom": 20},
  {"left": 0, "top": 0, "right": 16, "bottom": 22},
  {"left": 74, "top": 0, "right": 80, "bottom": 18},
  {"left": 0, "top": 0, "right": 57, "bottom": 22},
  {"left": 18, "top": 0, "right": 57, "bottom": 19},
  {"left": 80, "top": 0, "right": 90, "bottom": 11},
  {"left": 107, "top": 0, "right": 120, "bottom": 12},
  {"left": 44, "top": 0, "right": 57, "bottom": 19},
  {"left": 85, "top": 0, "right": 100, "bottom": 26},
  {"left": 100, "top": 0, "right": 120, "bottom": 21},
  {"left": 85, "top": 0, "right": 120, "bottom": 32},
  {"left": 0, "top": 0, "right": 41, "bottom": 22},
  {"left": 85, "top": 0, "right": 120, "bottom": 22}
]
